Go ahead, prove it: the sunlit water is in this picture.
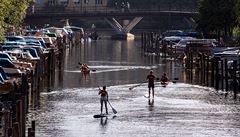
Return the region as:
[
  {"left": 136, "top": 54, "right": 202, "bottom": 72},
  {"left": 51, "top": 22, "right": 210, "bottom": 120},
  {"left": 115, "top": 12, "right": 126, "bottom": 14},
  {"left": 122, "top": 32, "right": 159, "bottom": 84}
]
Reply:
[{"left": 27, "top": 39, "right": 240, "bottom": 137}]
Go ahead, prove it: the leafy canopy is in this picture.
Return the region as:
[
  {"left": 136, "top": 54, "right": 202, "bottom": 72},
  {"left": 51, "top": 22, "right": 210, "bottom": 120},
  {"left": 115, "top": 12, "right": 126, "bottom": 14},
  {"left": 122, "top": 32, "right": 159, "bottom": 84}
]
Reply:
[
  {"left": 197, "top": 0, "right": 236, "bottom": 37},
  {"left": 0, "top": 0, "right": 32, "bottom": 35}
]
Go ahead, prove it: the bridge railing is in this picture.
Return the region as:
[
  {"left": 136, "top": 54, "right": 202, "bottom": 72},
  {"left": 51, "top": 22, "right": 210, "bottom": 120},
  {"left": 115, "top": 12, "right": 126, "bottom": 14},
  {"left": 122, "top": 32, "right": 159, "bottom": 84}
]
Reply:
[{"left": 31, "top": 5, "right": 198, "bottom": 15}]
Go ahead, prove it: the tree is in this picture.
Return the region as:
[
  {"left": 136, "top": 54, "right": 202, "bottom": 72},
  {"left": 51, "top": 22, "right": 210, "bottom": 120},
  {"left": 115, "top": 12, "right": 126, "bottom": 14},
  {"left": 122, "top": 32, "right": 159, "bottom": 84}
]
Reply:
[
  {"left": 232, "top": 1, "right": 240, "bottom": 40},
  {"left": 0, "top": 0, "right": 10, "bottom": 35},
  {"left": 197, "top": 0, "right": 236, "bottom": 39},
  {"left": 0, "top": 0, "right": 32, "bottom": 36},
  {"left": 236, "top": 0, "right": 240, "bottom": 25}
]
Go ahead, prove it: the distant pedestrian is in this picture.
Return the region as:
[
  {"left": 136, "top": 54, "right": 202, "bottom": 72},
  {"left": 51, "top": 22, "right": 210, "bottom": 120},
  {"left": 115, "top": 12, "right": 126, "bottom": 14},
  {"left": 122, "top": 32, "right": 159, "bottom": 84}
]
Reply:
[
  {"left": 98, "top": 86, "right": 108, "bottom": 115},
  {"left": 146, "top": 70, "right": 156, "bottom": 98},
  {"left": 126, "top": 2, "right": 130, "bottom": 11},
  {"left": 31, "top": 5, "right": 35, "bottom": 14},
  {"left": 115, "top": 2, "right": 118, "bottom": 9},
  {"left": 121, "top": 2, "right": 125, "bottom": 12}
]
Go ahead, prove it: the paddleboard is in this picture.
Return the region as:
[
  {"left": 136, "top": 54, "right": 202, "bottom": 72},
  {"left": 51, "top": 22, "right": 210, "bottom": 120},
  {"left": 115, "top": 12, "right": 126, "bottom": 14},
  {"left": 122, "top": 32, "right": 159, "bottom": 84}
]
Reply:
[
  {"left": 144, "top": 95, "right": 150, "bottom": 98},
  {"left": 93, "top": 114, "right": 108, "bottom": 118},
  {"left": 161, "top": 82, "right": 168, "bottom": 87}
]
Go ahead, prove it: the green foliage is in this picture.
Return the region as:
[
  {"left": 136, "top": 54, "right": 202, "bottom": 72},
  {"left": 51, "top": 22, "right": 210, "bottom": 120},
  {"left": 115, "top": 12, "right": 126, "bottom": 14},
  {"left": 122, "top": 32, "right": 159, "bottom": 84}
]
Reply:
[
  {"left": 236, "top": 0, "right": 240, "bottom": 26},
  {"left": 0, "top": 0, "right": 9, "bottom": 35},
  {"left": 233, "top": 27, "right": 240, "bottom": 37},
  {"left": 0, "top": 0, "right": 31, "bottom": 35},
  {"left": 197, "top": 0, "right": 237, "bottom": 38},
  {"left": 7, "top": 1, "right": 29, "bottom": 25}
]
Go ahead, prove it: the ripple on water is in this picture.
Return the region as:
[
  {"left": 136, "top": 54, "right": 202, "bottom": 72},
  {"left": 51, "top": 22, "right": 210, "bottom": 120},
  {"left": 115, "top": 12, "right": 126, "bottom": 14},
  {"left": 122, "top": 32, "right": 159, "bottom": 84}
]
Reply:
[{"left": 27, "top": 83, "right": 240, "bottom": 137}]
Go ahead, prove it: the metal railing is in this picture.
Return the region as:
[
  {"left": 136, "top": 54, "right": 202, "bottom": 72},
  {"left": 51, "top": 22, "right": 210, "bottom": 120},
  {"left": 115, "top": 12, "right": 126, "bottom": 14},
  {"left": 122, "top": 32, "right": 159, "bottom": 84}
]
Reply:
[{"left": 29, "top": 5, "right": 198, "bottom": 16}]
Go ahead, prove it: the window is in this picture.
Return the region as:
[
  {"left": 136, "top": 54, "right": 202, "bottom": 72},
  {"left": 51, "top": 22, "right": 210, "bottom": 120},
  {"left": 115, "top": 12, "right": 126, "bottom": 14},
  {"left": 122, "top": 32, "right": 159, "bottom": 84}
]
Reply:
[
  {"left": 60, "top": 0, "right": 68, "bottom": 5},
  {"left": 48, "top": 0, "right": 55, "bottom": 6},
  {"left": 95, "top": 0, "right": 103, "bottom": 5},
  {"left": 74, "top": 0, "right": 81, "bottom": 4},
  {"left": 84, "top": 0, "right": 89, "bottom": 4}
]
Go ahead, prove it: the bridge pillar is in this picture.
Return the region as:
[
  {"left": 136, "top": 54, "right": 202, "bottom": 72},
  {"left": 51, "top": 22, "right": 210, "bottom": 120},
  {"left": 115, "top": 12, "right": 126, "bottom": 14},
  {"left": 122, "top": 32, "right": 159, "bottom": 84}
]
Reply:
[
  {"left": 183, "top": 17, "right": 196, "bottom": 28},
  {"left": 104, "top": 17, "right": 143, "bottom": 40}
]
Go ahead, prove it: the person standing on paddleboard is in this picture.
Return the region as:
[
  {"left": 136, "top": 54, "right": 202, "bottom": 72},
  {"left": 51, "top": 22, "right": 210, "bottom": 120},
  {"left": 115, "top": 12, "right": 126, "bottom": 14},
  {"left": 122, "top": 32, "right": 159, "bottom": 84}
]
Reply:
[
  {"left": 146, "top": 70, "right": 156, "bottom": 98},
  {"left": 99, "top": 86, "right": 108, "bottom": 115}
]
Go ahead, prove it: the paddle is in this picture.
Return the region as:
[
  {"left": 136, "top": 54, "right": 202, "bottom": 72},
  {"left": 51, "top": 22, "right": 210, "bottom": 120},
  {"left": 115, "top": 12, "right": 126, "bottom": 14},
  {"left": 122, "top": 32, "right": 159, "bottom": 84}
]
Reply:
[
  {"left": 108, "top": 101, "right": 117, "bottom": 114},
  {"left": 129, "top": 82, "right": 145, "bottom": 90},
  {"left": 128, "top": 78, "right": 161, "bottom": 90},
  {"left": 77, "top": 62, "right": 96, "bottom": 72}
]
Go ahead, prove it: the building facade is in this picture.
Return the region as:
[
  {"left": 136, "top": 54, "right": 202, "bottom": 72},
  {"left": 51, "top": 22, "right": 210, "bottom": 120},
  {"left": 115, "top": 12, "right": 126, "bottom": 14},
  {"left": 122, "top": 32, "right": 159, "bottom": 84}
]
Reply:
[{"left": 35, "top": 0, "right": 108, "bottom": 12}]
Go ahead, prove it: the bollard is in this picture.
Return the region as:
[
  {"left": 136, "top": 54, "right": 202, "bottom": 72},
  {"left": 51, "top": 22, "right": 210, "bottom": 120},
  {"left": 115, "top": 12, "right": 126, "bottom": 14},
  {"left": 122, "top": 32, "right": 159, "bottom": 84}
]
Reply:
[
  {"left": 13, "top": 122, "right": 20, "bottom": 137},
  {"left": 31, "top": 121, "right": 35, "bottom": 132},
  {"left": 22, "top": 96, "right": 26, "bottom": 137},
  {"left": 221, "top": 60, "right": 224, "bottom": 91},
  {"left": 50, "top": 49, "right": 56, "bottom": 88},
  {"left": 200, "top": 53, "right": 203, "bottom": 84},
  {"left": 190, "top": 52, "right": 193, "bottom": 83},
  {"left": 211, "top": 58, "right": 215, "bottom": 87},
  {"left": 8, "top": 127, "right": 13, "bottom": 137},
  {"left": 233, "top": 61, "right": 237, "bottom": 99},
  {"left": 30, "top": 70, "right": 34, "bottom": 107},
  {"left": 30, "top": 131, "right": 35, "bottom": 137},
  {"left": 215, "top": 58, "right": 219, "bottom": 91},
  {"left": 238, "top": 59, "right": 240, "bottom": 96},
  {"left": 224, "top": 59, "right": 228, "bottom": 96},
  {"left": 143, "top": 32, "right": 146, "bottom": 52},
  {"left": 203, "top": 54, "right": 206, "bottom": 85},
  {"left": 16, "top": 100, "right": 22, "bottom": 136},
  {"left": 206, "top": 56, "right": 209, "bottom": 87},
  {"left": 28, "top": 128, "right": 32, "bottom": 137}
]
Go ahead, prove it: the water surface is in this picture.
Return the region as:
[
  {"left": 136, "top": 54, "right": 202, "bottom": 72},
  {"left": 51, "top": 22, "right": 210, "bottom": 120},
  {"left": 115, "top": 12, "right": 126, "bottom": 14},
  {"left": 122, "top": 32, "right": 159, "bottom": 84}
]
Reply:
[{"left": 27, "top": 39, "right": 240, "bottom": 137}]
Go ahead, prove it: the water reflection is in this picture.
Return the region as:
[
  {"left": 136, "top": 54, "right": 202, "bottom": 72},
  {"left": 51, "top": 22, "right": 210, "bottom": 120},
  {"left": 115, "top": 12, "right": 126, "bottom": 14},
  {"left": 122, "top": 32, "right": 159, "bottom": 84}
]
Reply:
[
  {"left": 148, "top": 99, "right": 154, "bottom": 106},
  {"left": 100, "top": 117, "right": 108, "bottom": 127},
  {"left": 55, "top": 39, "right": 191, "bottom": 89},
  {"left": 148, "top": 98, "right": 154, "bottom": 111}
]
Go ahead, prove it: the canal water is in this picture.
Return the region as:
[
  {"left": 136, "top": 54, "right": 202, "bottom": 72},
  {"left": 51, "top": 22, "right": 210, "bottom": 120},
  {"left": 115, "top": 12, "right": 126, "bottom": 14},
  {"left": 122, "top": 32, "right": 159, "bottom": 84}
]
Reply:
[{"left": 27, "top": 38, "right": 240, "bottom": 137}]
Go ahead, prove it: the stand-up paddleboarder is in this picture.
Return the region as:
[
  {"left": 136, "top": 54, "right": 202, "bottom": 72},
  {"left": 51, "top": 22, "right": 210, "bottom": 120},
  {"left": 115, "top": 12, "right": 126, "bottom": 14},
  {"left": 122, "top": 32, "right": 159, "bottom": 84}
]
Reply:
[
  {"left": 146, "top": 70, "right": 156, "bottom": 98},
  {"left": 98, "top": 86, "right": 108, "bottom": 115}
]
